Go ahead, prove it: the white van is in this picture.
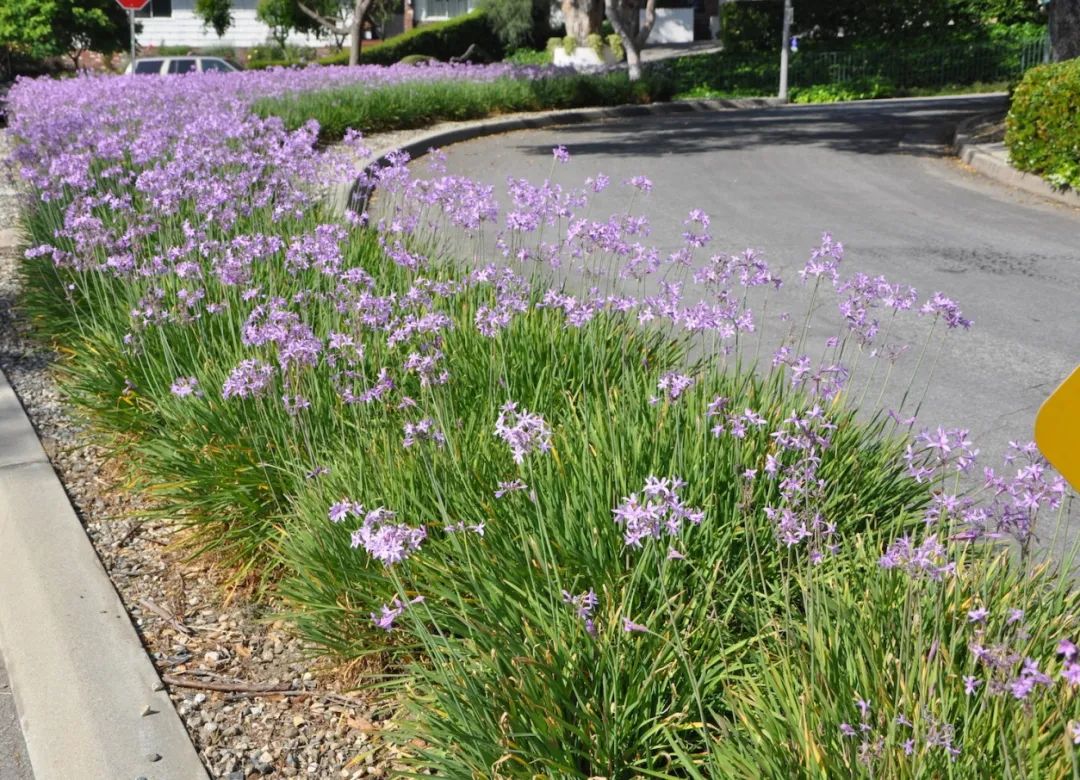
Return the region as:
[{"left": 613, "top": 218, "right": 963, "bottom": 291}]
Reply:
[{"left": 126, "top": 57, "right": 238, "bottom": 75}]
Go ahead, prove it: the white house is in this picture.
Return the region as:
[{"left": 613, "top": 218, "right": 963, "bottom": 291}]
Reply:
[
  {"left": 135, "top": 0, "right": 479, "bottom": 50},
  {"left": 136, "top": 0, "right": 320, "bottom": 48}
]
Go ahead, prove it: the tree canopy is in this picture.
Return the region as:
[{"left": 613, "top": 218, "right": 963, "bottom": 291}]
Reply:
[{"left": 0, "top": 0, "right": 132, "bottom": 69}]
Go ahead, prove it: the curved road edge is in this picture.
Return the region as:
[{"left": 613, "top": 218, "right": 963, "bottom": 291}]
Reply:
[{"left": 953, "top": 113, "right": 1080, "bottom": 209}]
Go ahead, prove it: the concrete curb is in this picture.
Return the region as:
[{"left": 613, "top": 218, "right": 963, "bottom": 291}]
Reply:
[
  {"left": 953, "top": 115, "right": 1080, "bottom": 209},
  {"left": 330, "top": 96, "right": 786, "bottom": 212},
  {"left": 0, "top": 367, "right": 208, "bottom": 780}
]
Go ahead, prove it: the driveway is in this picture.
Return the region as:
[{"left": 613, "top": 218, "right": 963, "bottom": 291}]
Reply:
[{"left": 417, "top": 94, "right": 1080, "bottom": 545}]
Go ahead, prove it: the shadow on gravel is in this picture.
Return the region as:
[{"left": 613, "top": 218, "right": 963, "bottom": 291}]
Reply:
[{"left": 510, "top": 96, "right": 1009, "bottom": 161}]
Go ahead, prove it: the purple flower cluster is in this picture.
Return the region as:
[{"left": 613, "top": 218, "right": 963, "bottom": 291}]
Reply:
[
  {"left": 494, "top": 402, "right": 552, "bottom": 464},
  {"left": 759, "top": 406, "right": 839, "bottom": 559},
  {"left": 371, "top": 595, "right": 424, "bottom": 631},
  {"left": 328, "top": 502, "right": 425, "bottom": 565},
  {"left": 562, "top": 589, "right": 597, "bottom": 635},
  {"left": 402, "top": 417, "right": 446, "bottom": 449},
  {"left": 612, "top": 476, "right": 704, "bottom": 548},
  {"left": 878, "top": 534, "right": 955, "bottom": 580}
]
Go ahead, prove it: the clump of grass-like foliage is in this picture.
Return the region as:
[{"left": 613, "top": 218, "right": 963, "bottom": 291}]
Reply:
[{"left": 7, "top": 69, "right": 1077, "bottom": 778}]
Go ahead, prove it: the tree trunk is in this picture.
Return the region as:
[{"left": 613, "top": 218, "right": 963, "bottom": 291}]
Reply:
[
  {"left": 625, "top": 40, "right": 642, "bottom": 79},
  {"left": 349, "top": 18, "right": 360, "bottom": 65},
  {"left": 605, "top": 0, "right": 656, "bottom": 81},
  {"left": 1050, "top": 0, "right": 1080, "bottom": 62},
  {"left": 349, "top": 0, "right": 374, "bottom": 65},
  {"left": 562, "top": 0, "right": 600, "bottom": 44}
]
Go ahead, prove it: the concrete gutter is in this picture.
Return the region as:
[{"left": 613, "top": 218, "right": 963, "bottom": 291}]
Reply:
[
  {"left": 330, "top": 97, "right": 786, "bottom": 213},
  {"left": 0, "top": 367, "right": 208, "bottom": 779},
  {"left": 953, "top": 115, "right": 1080, "bottom": 209}
]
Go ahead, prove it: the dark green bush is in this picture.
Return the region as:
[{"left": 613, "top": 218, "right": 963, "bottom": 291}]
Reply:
[
  {"left": 666, "top": 51, "right": 778, "bottom": 96},
  {"left": 721, "top": 1, "right": 782, "bottom": 54},
  {"left": 1006, "top": 58, "right": 1080, "bottom": 190},
  {"left": 319, "top": 10, "right": 504, "bottom": 66}
]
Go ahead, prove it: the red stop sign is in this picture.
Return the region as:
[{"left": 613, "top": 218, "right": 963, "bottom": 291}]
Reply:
[{"left": 116, "top": 0, "right": 150, "bottom": 10}]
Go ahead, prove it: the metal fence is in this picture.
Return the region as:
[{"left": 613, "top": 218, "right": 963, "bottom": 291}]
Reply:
[
  {"left": 667, "top": 34, "right": 1051, "bottom": 95},
  {"left": 790, "top": 35, "right": 1050, "bottom": 89}
]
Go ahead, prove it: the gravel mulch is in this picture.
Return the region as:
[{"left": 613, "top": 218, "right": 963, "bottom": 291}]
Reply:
[{"left": 0, "top": 132, "right": 410, "bottom": 779}]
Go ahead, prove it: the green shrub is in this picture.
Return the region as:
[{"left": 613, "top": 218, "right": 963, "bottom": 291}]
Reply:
[
  {"left": 247, "top": 42, "right": 286, "bottom": 61},
  {"left": 585, "top": 33, "right": 603, "bottom": 57},
  {"left": 255, "top": 71, "right": 676, "bottom": 143},
  {"left": 1006, "top": 57, "right": 1080, "bottom": 190},
  {"left": 667, "top": 50, "right": 778, "bottom": 97},
  {"left": 504, "top": 47, "right": 552, "bottom": 65},
  {"left": 398, "top": 53, "right": 437, "bottom": 65},
  {"left": 562, "top": 34, "right": 577, "bottom": 55},
  {"left": 790, "top": 77, "right": 896, "bottom": 103},
  {"left": 319, "top": 10, "right": 505, "bottom": 66},
  {"left": 606, "top": 33, "right": 624, "bottom": 61},
  {"left": 154, "top": 44, "right": 194, "bottom": 56},
  {"left": 197, "top": 45, "right": 238, "bottom": 60}
]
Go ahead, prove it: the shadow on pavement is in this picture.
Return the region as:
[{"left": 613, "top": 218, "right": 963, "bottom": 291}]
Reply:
[{"left": 508, "top": 96, "right": 1009, "bottom": 161}]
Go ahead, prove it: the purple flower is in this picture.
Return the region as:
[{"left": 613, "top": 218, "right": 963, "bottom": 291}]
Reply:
[
  {"left": 840, "top": 722, "right": 857, "bottom": 737},
  {"left": 967, "top": 607, "right": 989, "bottom": 623},
  {"left": 920, "top": 292, "right": 972, "bottom": 330},
  {"left": 370, "top": 595, "right": 424, "bottom": 631},
  {"left": 494, "top": 479, "right": 528, "bottom": 498},
  {"left": 552, "top": 145, "right": 570, "bottom": 163},
  {"left": 445, "top": 520, "right": 485, "bottom": 537},
  {"left": 1058, "top": 638, "right": 1078, "bottom": 661},
  {"left": 963, "top": 675, "right": 981, "bottom": 695},
  {"left": 402, "top": 417, "right": 446, "bottom": 449},
  {"left": 878, "top": 534, "right": 955, "bottom": 581},
  {"left": 562, "top": 589, "right": 598, "bottom": 634},
  {"left": 613, "top": 476, "right": 704, "bottom": 548},
  {"left": 169, "top": 376, "right": 200, "bottom": 398},
  {"left": 494, "top": 401, "right": 552, "bottom": 464},
  {"left": 222, "top": 359, "right": 275, "bottom": 400},
  {"left": 328, "top": 500, "right": 354, "bottom": 524},
  {"left": 656, "top": 371, "right": 694, "bottom": 403},
  {"left": 622, "top": 617, "right": 648, "bottom": 633},
  {"left": 347, "top": 506, "right": 426, "bottom": 566},
  {"left": 1071, "top": 722, "right": 1080, "bottom": 745},
  {"left": 798, "top": 232, "right": 843, "bottom": 284}
]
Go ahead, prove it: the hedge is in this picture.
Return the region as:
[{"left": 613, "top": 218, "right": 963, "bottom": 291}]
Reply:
[
  {"left": 1005, "top": 57, "right": 1080, "bottom": 190},
  {"left": 319, "top": 10, "right": 504, "bottom": 66}
]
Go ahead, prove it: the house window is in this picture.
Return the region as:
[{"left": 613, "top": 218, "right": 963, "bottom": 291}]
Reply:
[
  {"left": 136, "top": 0, "right": 172, "bottom": 18},
  {"left": 425, "top": 0, "right": 469, "bottom": 18}
]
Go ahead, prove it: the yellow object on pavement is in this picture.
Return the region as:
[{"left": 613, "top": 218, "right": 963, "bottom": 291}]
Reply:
[{"left": 1036, "top": 365, "right": 1080, "bottom": 492}]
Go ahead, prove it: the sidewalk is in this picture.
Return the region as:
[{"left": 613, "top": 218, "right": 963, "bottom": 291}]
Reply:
[{"left": 954, "top": 118, "right": 1080, "bottom": 209}]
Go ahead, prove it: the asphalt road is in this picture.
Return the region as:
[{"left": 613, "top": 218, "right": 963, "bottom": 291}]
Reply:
[
  {"left": 419, "top": 94, "right": 1080, "bottom": 544},
  {"left": 0, "top": 650, "right": 32, "bottom": 780}
]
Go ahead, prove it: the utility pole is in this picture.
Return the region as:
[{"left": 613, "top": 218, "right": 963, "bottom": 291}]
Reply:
[
  {"left": 778, "top": 0, "right": 793, "bottom": 101},
  {"left": 129, "top": 9, "right": 136, "bottom": 71}
]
